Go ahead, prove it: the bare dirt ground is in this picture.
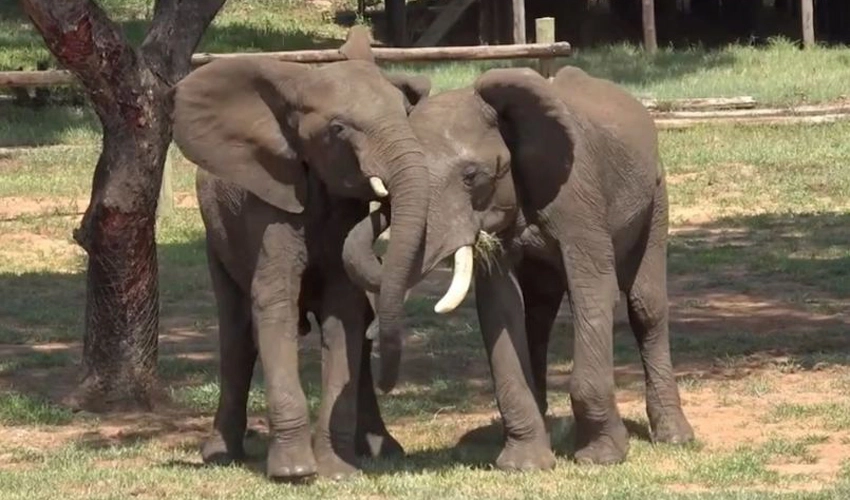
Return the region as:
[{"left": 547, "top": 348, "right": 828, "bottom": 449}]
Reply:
[{"left": 1, "top": 194, "right": 849, "bottom": 488}]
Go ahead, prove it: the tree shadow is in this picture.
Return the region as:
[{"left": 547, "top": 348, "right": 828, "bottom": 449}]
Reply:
[
  {"left": 544, "top": 211, "right": 850, "bottom": 379},
  {"left": 2, "top": 209, "right": 847, "bottom": 474}
]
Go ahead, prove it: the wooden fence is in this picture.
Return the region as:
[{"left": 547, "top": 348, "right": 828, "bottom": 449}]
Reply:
[{"left": 0, "top": 36, "right": 570, "bottom": 90}]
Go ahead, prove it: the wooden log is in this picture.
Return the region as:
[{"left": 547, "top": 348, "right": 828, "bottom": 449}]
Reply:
[
  {"left": 642, "top": 0, "right": 658, "bottom": 53},
  {"left": 512, "top": 0, "right": 526, "bottom": 43},
  {"left": 386, "top": 0, "right": 408, "bottom": 47},
  {"left": 535, "top": 17, "right": 556, "bottom": 77},
  {"left": 656, "top": 113, "right": 850, "bottom": 129},
  {"left": 652, "top": 103, "right": 850, "bottom": 119},
  {"left": 479, "top": 0, "right": 495, "bottom": 44},
  {"left": 801, "top": 0, "right": 815, "bottom": 48},
  {"left": 640, "top": 96, "right": 757, "bottom": 111},
  {"left": 0, "top": 43, "right": 575, "bottom": 88},
  {"left": 0, "top": 70, "right": 76, "bottom": 87}
]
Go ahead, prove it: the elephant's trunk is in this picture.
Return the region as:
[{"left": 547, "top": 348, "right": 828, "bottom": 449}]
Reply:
[
  {"left": 342, "top": 209, "right": 387, "bottom": 294},
  {"left": 371, "top": 129, "right": 428, "bottom": 394}
]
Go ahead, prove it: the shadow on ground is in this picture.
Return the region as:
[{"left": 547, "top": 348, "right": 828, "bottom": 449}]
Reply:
[{"left": 0, "top": 211, "right": 847, "bottom": 465}]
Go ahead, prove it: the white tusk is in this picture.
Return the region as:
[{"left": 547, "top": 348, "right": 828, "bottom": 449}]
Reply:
[
  {"left": 434, "top": 246, "right": 474, "bottom": 314},
  {"left": 369, "top": 177, "right": 389, "bottom": 198}
]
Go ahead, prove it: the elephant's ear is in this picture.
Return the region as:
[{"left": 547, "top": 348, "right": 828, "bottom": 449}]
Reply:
[
  {"left": 383, "top": 72, "right": 432, "bottom": 110},
  {"left": 172, "top": 58, "right": 309, "bottom": 214},
  {"left": 474, "top": 67, "right": 575, "bottom": 141},
  {"left": 474, "top": 68, "right": 575, "bottom": 193}
]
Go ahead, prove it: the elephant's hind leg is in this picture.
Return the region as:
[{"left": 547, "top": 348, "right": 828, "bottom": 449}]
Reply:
[
  {"left": 313, "top": 280, "right": 371, "bottom": 480},
  {"left": 355, "top": 336, "right": 405, "bottom": 459},
  {"left": 517, "top": 257, "right": 565, "bottom": 418},
  {"left": 202, "top": 248, "right": 257, "bottom": 465},
  {"left": 626, "top": 228, "right": 694, "bottom": 445},
  {"left": 560, "top": 228, "right": 628, "bottom": 466}
]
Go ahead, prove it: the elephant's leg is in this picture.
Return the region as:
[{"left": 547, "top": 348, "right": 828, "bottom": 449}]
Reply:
[
  {"left": 561, "top": 236, "right": 628, "bottom": 465},
  {"left": 355, "top": 336, "right": 405, "bottom": 459},
  {"left": 202, "top": 248, "right": 256, "bottom": 465},
  {"left": 476, "top": 255, "right": 555, "bottom": 472},
  {"left": 252, "top": 233, "right": 315, "bottom": 481},
  {"left": 517, "top": 257, "right": 565, "bottom": 417},
  {"left": 627, "top": 233, "right": 694, "bottom": 445},
  {"left": 313, "top": 280, "right": 370, "bottom": 480}
]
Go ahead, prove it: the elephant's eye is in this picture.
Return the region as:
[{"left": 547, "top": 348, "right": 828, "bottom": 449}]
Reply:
[
  {"left": 329, "top": 121, "right": 345, "bottom": 136},
  {"left": 462, "top": 166, "right": 478, "bottom": 188}
]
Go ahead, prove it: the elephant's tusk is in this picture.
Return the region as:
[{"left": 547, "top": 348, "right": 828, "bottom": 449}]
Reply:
[
  {"left": 369, "top": 177, "right": 389, "bottom": 198},
  {"left": 434, "top": 245, "right": 474, "bottom": 314}
]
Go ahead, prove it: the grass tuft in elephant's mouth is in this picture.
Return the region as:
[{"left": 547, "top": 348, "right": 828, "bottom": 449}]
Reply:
[{"left": 473, "top": 230, "right": 504, "bottom": 274}]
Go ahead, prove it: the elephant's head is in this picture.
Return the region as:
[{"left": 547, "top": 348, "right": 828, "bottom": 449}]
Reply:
[
  {"left": 171, "top": 53, "right": 432, "bottom": 392},
  {"left": 343, "top": 67, "right": 590, "bottom": 338}
]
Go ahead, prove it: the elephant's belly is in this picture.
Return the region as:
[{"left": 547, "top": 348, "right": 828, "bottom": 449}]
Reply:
[{"left": 515, "top": 224, "right": 563, "bottom": 270}]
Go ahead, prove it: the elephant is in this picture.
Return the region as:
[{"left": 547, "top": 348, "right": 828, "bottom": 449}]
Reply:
[
  {"left": 343, "top": 65, "right": 695, "bottom": 470},
  {"left": 170, "top": 34, "right": 431, "bottom": 481}
]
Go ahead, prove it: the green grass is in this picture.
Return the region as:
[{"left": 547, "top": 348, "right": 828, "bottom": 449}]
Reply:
[
  {"left": 0, "top": 435, "right": 846, "bottom": 499},
  {"left": 766, "top": 403, "right": 850, "bottom": 431},
  {"left": 0, "top": 391, "right": 73, "bottom": 426},
  {"left": 5, "top": 0, "right": 850, "bottom": 153},
  {"left": 0, "top": 350, "right": 74, "bottom": 375},
  {"left": 4, "top": 2, "right": 850, "bottom": 495}
]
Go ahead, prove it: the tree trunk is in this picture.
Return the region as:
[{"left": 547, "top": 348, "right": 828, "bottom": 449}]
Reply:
[{"left": 22, "top": 0, "right": 225, "bottom": 411}]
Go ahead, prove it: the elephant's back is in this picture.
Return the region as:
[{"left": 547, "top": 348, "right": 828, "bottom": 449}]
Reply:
[{"left": 552, "top": 67, "right": 657, "bottom": 166}]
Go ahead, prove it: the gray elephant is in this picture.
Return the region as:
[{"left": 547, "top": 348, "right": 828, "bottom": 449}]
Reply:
[
  {"left": 343, "top": 66, "right": 694, "bottom": 470},
  {"left": 170, "top": 40, "right": 431, "bottom": 480}
]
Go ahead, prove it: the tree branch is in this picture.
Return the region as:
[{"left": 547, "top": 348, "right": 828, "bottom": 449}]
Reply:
[
  {"left": 141, "top": 0, "right": 227, "bottom": 84},
  {"left": 21, "top": 0, "right": 147, "bottom": 133}
]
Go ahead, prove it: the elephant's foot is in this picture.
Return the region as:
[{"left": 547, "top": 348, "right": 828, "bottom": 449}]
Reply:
[
  {"left": 496, "top": 438, "right": 556, "bottom": 472},
  {"left": 649, "top": 407, "right": 695, "bottom": 445},
  {"left": 316, "top": 449, "right": 360, "bottom": 481},
  {"left": 266, "top": 438, "right": 317, "bottom": 483},
  {"left": 201, "top": 432, "right": 245, "bottom": 465},
  {"left": 573, "top": 418, "right": 629, "bottom": 466},
  {"left": 355, "top": 430, "right": 405, "bottom": 459}
]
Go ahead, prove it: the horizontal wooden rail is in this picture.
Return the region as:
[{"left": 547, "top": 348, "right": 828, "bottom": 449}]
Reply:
[
  {"left": 0, "top": 70, "right": 76, "bottom": 87},
  {"left": 0, "top": 42, "right": 572, "bottom": 88}
]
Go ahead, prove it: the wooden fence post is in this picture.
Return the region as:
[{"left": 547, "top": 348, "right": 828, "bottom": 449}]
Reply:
[
  {"left": 512, "top": 0, "right": 526, "bottom": 43},
  {"left": 801, "top": 0, "right": 815, "bottom": 48},
  {"left": 535, "top": 17, "right": 555, "bottom": 77},
  {"left": 157, "top": 144, "right": 175, "bottom": 219},
  {"left": 642, "top": 0, "right": 658, "bottom": 53}
]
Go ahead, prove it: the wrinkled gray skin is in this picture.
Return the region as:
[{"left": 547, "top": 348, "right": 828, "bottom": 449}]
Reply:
[
  {"left": 171, "top": 50, "right": 431, "bottom": 481},
  {"left": 344, "top": 66, "right": 695, "bottom": 470}
]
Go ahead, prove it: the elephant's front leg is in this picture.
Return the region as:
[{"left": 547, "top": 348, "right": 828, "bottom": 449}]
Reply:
[
  {"left": 252, "top": 230, "right": 315, "bottom": 481},
  {"left": 475, "top": 254, "right": 555, "bottom": 472},
  {"left": 560, "top": 231, "right": 629, "bottom": 465},
  {"left": 313, "top": 279, "right": 371, "bottom": 479}
]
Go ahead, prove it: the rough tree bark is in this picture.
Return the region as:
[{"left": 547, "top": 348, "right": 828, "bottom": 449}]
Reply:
[{"left": 22, "top": 0, "right": 226, "bottom": 411}]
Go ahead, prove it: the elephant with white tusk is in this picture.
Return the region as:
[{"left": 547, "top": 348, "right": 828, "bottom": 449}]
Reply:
[
  {"left": 171, "top": 28, "right": 431, "bottom": 481},
  {"left": 342, "top": 65, "right": 695, "bottom": 471}
]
